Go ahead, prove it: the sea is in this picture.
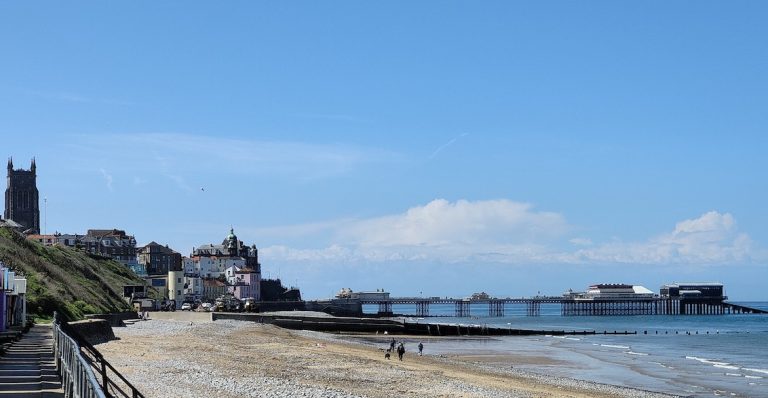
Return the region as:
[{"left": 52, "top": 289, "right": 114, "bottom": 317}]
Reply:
[{"left": 364, "top": 302, "right": 768, "bottom": 398}]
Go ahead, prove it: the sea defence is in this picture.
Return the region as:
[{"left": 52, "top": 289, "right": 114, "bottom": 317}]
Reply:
[
  {"left": 211, "top": 312, "right": 625, "bottom": 336},
  {"left": 67, "top": 318, "right": 116, "bottom": 345}
]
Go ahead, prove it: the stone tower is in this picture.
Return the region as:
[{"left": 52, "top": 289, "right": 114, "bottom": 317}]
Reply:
[{"left": 5, "top": 157, "right": 40, "bottom": 233}]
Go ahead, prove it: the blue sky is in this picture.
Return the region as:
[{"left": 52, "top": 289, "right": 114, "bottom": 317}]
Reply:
[{"left": 1, "top": 2, "right": 766, "bottom": 299}]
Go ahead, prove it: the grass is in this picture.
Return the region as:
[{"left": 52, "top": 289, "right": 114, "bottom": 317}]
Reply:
[{"left": 0, "top": 227, "right": 145, "bottom": 320}]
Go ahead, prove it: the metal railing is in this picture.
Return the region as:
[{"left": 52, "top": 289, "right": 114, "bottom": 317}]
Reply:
[
  {"left": 53, "top": 312, "right": 145, "bottom": 398},
  {"left": 53, "top": 315, "right": 107, "bottom": 398}
]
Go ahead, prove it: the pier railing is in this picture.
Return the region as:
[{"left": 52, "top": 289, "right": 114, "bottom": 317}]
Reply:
[
  {"left": 53, "top": 312, "right": 145, "bottom": 398},
  {"left": 356, "top": 296, "right": 765, "bottom": 317}
]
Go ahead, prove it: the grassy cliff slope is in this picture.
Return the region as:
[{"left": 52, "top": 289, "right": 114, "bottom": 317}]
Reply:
[{"left": 0, "top": 227, "right": 144, "bottom": 320}]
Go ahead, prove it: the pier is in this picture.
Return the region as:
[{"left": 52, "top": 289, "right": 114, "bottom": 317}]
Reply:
[
  {"left": 354, "top": 297, "right": 767, "bottom": 317},
  {"left": 358, "top": 297, "right": 562, "bottom": 317}
]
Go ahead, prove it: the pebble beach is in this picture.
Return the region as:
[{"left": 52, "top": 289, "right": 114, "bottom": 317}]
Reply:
[{"left": 96, "top": 317, "right": 682, "bottom": 398}]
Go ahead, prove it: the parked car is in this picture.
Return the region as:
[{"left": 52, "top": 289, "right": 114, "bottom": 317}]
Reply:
[
  {"left": 181, "top": 302, "right": 193, "bottom": 311},
  {"left": 201, "top": 302, "right": 213, "bottom": 312},
  {"left": 159, "top": 300, "right": 176, "bottom": 311}
]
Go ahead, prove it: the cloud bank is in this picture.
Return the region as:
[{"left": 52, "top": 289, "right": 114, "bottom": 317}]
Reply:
[
  {"left": 259, "top": 200, "right": 758, "bottom": 267},
  {"left": 573, "top": 211, "right": 752, "bottom": 264}
]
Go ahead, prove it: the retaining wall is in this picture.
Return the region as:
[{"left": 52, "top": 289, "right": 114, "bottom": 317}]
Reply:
[
  {"left": 85, "top": 312, "right": 139, "bottom": 327},
  {"left": 68, "top": 319, "right": 116, "bottom": 345}
]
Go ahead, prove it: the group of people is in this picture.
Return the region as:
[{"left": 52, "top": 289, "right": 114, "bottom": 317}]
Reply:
[{"left": 386, "top": 338, "right": 424, "bottom": 361}]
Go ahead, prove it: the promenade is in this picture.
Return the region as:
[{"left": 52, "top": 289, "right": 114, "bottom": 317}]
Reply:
[{"left": 0, "top": 324, "right": 63, "bottom": 398}]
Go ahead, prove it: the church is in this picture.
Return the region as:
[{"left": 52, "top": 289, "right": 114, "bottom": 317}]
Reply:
[{"left": 4, "top": 158, "right": 40, "bottom": 234}]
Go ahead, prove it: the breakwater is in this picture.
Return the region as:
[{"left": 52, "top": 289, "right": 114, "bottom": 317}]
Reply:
[{"left": 212, "top": 312, "right": 631, "bottom": 336}]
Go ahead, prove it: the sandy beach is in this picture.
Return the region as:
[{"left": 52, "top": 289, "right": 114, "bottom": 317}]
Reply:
[{"left": 96, "top": 317, "right": 680, "bottom": 398}]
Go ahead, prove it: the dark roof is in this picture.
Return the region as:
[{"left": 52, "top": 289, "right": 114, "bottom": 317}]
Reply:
[
  {"left": 140, "top": 241, "right": 179, "bottom": 254},
  {"left": 86, "top": 229, "right": 128, "bottom": 238}
]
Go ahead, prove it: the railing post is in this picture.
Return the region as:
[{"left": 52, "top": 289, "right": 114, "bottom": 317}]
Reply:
[{"left": 101, "top": 360, "right": 108, "bottom": 394}]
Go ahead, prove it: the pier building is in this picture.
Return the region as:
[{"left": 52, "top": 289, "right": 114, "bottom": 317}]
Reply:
[
  {"left": 658, "top": 282, "right": 728, "bottom": 315},
  {"left": 561, "top": 284, "right": 658, "bottom": 316},
  {"left": 336, "top": 288, "right": 389, "bottom": 301}
]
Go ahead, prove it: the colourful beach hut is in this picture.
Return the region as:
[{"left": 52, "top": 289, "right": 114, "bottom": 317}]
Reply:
[
  {"left": 0, "top": 262, "right": 27, "bottom": 332},
  {"left": 0, "top": 265, "right": 7, "bottom": 332}
]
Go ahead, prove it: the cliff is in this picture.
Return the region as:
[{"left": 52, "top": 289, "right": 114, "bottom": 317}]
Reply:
[{"left": 0, "top": 227, "right": 143, "bottom": 320}]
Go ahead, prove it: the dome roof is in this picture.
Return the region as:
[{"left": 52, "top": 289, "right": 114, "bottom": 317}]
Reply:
[{"left": 225, "top": 227, "right": 238, "bottom": 249}]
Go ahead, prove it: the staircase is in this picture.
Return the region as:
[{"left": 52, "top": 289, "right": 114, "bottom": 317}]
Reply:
[{"left": 0, "top": 324, "right": 63, "bottom": 397}]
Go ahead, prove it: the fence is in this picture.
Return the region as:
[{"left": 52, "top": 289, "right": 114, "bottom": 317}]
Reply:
[
  {"left": 53, "top": 315, "right": 106, "bottom": 398},
  {"left": 53, "top": 312, "right": 144, "bottom": 398}
]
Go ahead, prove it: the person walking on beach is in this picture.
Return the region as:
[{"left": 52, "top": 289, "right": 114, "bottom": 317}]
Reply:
[
  {"left": 397, "top": 342, "right": 405, "bottom": 361},
  {"left": 418, "top": 342, "right": 424, "bottom": 356},
  {"left": 390, "top": 338, "right": 396, "bottom": 353}
]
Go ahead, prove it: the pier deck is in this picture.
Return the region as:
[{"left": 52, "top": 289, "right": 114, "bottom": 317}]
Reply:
[{"left": 354, "top": 297, "right": 767, "bottom": 317}]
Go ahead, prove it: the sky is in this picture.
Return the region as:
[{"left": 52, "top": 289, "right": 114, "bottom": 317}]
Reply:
[{"left": 1, "top": 2, "right": 766, "bottom": 300}]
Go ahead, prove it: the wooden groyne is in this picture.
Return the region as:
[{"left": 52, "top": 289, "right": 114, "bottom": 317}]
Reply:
[{"left": 212, "top": 313, "right": 624, "bottom": 336}]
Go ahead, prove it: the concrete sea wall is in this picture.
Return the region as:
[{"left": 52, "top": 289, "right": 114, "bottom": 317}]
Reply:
[{"left": 68, "top": 319, "right": 116, "bottom": 345}]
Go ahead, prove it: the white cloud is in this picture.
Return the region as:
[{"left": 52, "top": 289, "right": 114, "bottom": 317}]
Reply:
[
  {"left": 342, "top": 199, "right": 568, "bottom": 247},
  {"left": 569, "top": 238, "right": 593, "bottom": 246},
  {"left": 260, "top": 199, "right": 571, "bottom": 264},
  {"left": 573, "top": 211, "right": 753, "bottom": 265},
  {"left": 258, "top": 204, "right": 759, "bottom": 267},
  {"left": 99, "top": 169, "right": 114, "bottom": 191},
  {"left": 429, "top": 133, "right": 469, "bottom": 159}
]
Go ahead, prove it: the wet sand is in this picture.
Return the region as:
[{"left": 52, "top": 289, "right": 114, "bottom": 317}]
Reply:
[{"left": 97, "top": 319, "right": 679, "bottom": 398}]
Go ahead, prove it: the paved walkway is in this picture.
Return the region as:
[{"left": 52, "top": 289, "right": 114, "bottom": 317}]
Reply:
[{"left": 0, "top": 324, "right": 63, "bottom": 398}]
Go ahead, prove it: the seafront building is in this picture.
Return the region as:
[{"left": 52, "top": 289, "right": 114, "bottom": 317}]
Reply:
[
  {"left": 225, "top": 266, "right": 261, "bottom": 300},
  {"left": 137, "top": 242, "right": 182, "bottom": 276},
  {"left": 165, "top": 228, "right": 262, "bottom": 306},
  {"left": 81, "top": 229, "right": 139, "bottom": 268},
  {"left": 3, "top": 157, "right": 275, "bottom": 310},
  {"left": 25, "top": 229, "right": 141, "bottom": 270}
]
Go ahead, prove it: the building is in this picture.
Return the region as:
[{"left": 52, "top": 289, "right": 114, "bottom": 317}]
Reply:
[
  {"left": 27, "top": 234, "right": 56, "bottom": 246},
  {"left": 202, "top": 279, "right": 227, "bottom": 300},
  {"left": 192, "top": 228, "right": 261, "bottom": 271},
  {"left": 138, "top": 242, "right": 182, "bottom": 276},
  {"left": 225, "top": 266, "right": 261, "bottom": 300},
  {"left": 335, "top": 288, "right": 389, "bottom": 301},
  {"left": 177, "top": 228, "right": 263, "bottom": 303},
  {"left": 81, "top": 229, "right": 138, "bottom": 267},
  {"left": 660, "top": 283, "right": 725, "bottom": 299},
  {"left": 4, "top": 158, "right": 40, "bottom": 234},
  {"left": 563, "top": 283, "right": 655, "bottom": 300},
  {"left": 25, "top": 232, "right": 82, "bottom": 247},
  {"left": 183, "top": 256, "right": 244, "bottom": 279}
]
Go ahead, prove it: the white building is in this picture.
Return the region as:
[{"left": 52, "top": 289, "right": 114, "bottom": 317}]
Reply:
[
  {"left": 184, "top": 256, "right": 245, "bottom": 279},
  {"left": 564, "top": 283, "right": 655, "bottom": 300}
]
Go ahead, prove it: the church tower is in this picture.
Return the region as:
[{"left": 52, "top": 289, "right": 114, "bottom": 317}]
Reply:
[{"left": 5, "top": 157, "right": 40, "bottom": 233}]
